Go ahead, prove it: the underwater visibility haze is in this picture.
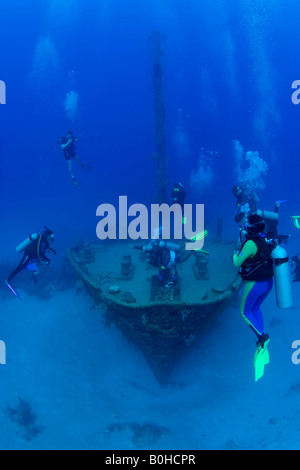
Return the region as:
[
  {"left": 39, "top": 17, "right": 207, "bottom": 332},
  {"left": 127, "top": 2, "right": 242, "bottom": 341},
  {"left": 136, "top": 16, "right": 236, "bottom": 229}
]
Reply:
[{"left": 1, "top": 0, "right": 300, "bottom": 450}]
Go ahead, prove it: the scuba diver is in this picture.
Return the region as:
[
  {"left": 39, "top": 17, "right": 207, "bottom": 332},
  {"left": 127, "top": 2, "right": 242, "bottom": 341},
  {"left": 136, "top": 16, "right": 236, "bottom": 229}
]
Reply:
[
  {"left": 157, "top": 244, "right": 178, "bottom": 288},
  {"left": 289, "top": 216, "right": 300, "bottom": 280},
  {"left": 232, "top": 183, "right": 283, "bottom": 250},
  {"left": 172, "top": 182, "right": 186, "bottom": 209},
  {"left": 291, "top": 255, "right": 300, "bottom": 282},
  {"left": 172, "top": 182, "right": 187, "bottom": 228},
  {"left": 232, "top": 214, "right": 275, "bottom": 381},
  {"left": 136, "top": 239, "right": 179, "bottom": 288},
  {"left": 233, "top": 210, "right": 292, "bottom": 381},
  {"left": 59, "top": 131, "right": 91, "bottom": 187},
  {"left": 255, "top": 200, "right": 288, "bottom": 238},
  {"left": 232, "top": 183, "right": 260, "bottom": 227},
  {"left": 5, "top": 227, "right": 56, "bottom": 297}
]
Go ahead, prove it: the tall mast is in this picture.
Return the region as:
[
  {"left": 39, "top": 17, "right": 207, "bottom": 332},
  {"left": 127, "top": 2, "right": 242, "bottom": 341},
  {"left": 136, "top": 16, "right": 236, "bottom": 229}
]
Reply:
[{"left": 149, "top": 31, "right": 168, "bottom": 204}]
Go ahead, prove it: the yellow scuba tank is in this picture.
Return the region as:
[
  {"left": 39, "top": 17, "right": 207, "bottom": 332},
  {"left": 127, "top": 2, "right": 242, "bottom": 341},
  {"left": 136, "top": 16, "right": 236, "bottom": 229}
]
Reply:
[
  {"left": 16, "top": 233, "right": 39, "bottom": 253},
  {"left": 271, "top": 245, "right": 293, "bottom": 308}
]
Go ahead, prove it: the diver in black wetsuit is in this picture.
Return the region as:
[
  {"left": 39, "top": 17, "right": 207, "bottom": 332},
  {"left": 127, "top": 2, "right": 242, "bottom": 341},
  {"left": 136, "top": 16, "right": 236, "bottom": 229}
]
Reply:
[
  {"left": 157, "top": 246, "right": 178, "bottom": 288},
  {"left": 6, "top": 227, "right": 56, "bottom": 285},
  {"left": 232, "top": 183, "right": 260, "bottom": 227},
  {"left": 171, "top": 182, "right": 186, "bottom": 209},
  {"left": 292, "top": 255, "right": 300, "bottom": 282},
  {"left": 59, "top": 131, "right": 91, "bottom": 186},
  {"left": 139, "top": 240, "right": 179, "bottom": 288}
]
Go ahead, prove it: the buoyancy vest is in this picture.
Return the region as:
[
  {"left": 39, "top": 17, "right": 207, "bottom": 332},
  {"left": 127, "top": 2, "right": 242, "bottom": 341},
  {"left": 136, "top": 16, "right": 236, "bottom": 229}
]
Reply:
[{"left": 239, "top": 235, "right": 274, "bottom": 281}]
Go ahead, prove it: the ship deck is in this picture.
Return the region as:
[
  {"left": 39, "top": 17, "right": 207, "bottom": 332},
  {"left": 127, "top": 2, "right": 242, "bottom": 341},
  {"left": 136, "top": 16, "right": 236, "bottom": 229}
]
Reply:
[{"left": 68, "top": 239, "right": 241, "bottom": 307}]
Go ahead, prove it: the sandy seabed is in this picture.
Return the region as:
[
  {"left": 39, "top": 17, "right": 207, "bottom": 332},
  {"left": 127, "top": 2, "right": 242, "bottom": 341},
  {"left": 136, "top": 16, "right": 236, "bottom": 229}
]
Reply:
[{"left": 0, "top": 270, "right": 300, "bottom": 450}]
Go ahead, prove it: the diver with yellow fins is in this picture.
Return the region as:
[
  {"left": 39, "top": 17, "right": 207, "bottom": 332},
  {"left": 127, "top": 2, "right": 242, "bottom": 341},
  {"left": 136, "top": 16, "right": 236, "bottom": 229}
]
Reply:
[
  {"left": 232, "top": 214, "right": 292, "bottom": 382},
  {"left": 5, "top": 227, "right": 56, "bottom": 299}
]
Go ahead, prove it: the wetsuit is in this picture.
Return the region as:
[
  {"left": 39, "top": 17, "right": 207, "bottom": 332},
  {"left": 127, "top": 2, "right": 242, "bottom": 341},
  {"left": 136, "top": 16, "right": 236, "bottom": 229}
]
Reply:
[
  {"left": 233, "top": 235, "right": 274, "bottom": 338},
  {"left": 61, "top": 136, "right": 77, "bottom": 161},
  {"left": 7, "top": 235, "right": 55, "bottom": 283},
  {"left": 172, "top": 184, "right": 186, "bottom": 209},
  {"left": 158, "top": 248, "right": 178, "bottom": 286}
]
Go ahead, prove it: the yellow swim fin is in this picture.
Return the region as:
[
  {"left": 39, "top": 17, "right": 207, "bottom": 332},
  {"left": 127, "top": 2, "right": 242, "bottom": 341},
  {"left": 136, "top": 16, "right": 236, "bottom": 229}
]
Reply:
[
  {"left": 254, "top": 338, "right": 270, "bottom": 382},
  {"left": 291, "top": 216, "right": 300, "bottom": 229},
  {"left": 190, "top": 230, "right": 208, "bottom": 243}
]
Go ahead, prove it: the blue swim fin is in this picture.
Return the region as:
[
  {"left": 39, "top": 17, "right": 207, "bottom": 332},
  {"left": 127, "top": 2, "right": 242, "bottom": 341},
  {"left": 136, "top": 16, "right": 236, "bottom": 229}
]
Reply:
[{"left": 5, "top": 280, "right": 22, "bottom": 301}]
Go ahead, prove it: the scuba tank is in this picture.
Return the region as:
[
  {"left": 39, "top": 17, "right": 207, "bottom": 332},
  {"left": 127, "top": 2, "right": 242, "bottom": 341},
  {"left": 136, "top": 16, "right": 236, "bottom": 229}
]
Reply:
[
  {"left": 16, "top": 233, "right": 39, "bottom": 253},
  {"left": 159, "top": 241, "right": 180, "bottom": 252},
  {"left": 271, "top": 245, "right": 293, "bottom": 308},
  {"left": 257, "top": 209, "right": 279, "bottom": 226}
]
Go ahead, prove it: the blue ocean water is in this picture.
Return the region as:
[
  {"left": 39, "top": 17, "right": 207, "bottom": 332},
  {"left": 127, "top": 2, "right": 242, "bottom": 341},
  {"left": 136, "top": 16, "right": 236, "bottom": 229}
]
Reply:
[{"left": 1, "top": 0, "right": 300, "bottom": 450}]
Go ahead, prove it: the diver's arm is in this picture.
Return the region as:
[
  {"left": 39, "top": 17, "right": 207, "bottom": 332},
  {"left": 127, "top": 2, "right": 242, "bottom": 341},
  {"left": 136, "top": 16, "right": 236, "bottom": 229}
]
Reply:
[
  {"left": 38, "top": 241, "right": 51, "bottom": 264},
  {"left": 40, "top": 252, "right": 50, "bottom": 264},
  {"left": 233, "top": 240, "right": 258, "bottom": 269},
  {"left": 75, "top": 155, "right": 91, "bottom": 170},
  {"left": 42, "top": 246, "right": 56, "bottom": 262},
  {"left": 61, "top": 138, "right": 73, "bottom": 150}
]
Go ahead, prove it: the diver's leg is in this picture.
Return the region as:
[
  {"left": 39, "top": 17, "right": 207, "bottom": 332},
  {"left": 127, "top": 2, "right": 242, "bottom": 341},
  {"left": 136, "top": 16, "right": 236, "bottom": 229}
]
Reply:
[
  {"left": 6, "top": 255, "right": 29, "bottom": 283},
  {"left": 75, "top": 155, "right": 81, "bottom": 165},
  {"left": 75, "top": 154, "right": 91, "bottom": 171},
  {"left": 251, "top": 278, "right": 273, "bottom": 323},
  {"left": 67, "top": 159, "right": 74, "bottom": 179},
  {"left": 240, "top": 281, "right": 266, "bottom": 337},
  {"left": 68, "top": 159, "right": 80, "bottom": 186},
  {"left": 7, "top": 264, "right": 23, "bottom": 283}
]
